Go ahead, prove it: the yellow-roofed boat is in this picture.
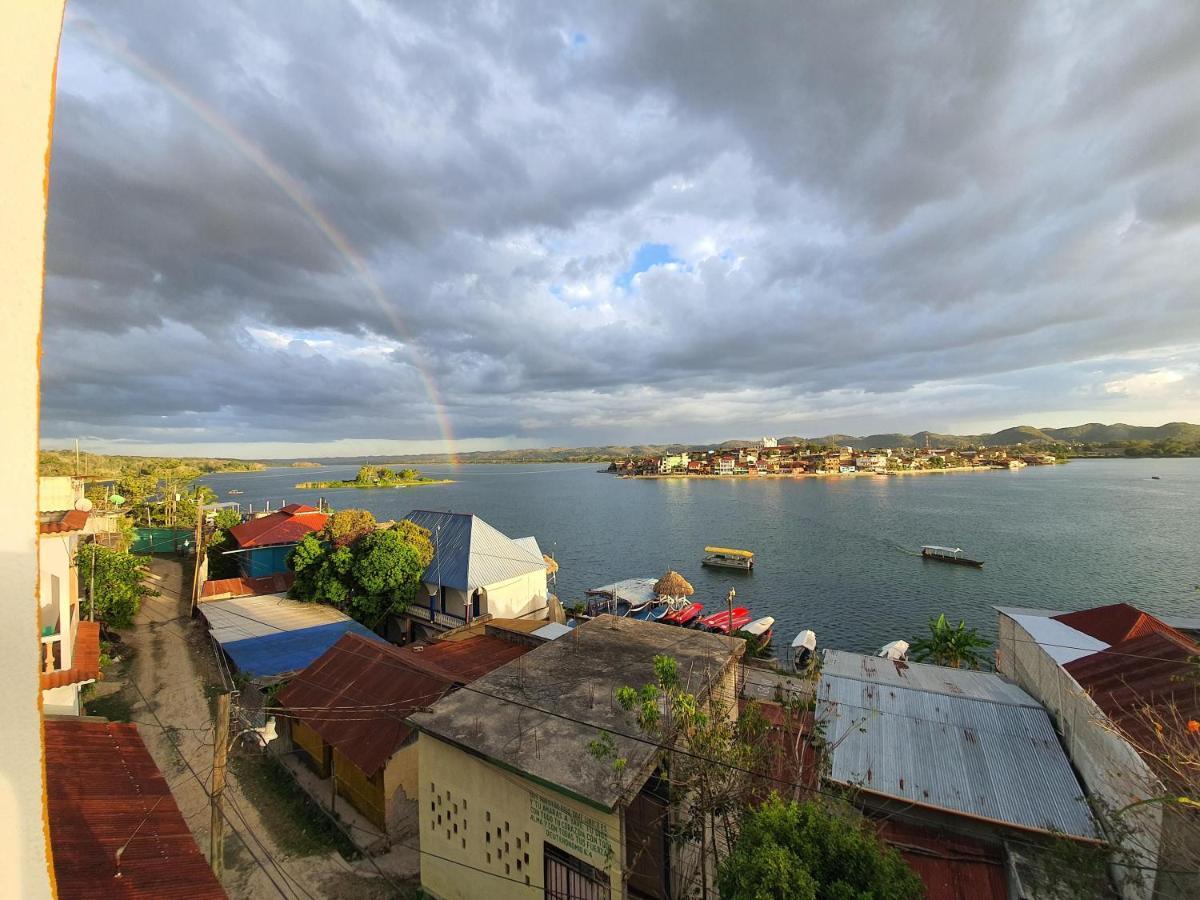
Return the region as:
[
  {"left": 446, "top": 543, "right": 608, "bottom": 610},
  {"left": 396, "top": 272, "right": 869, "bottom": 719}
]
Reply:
[{"left": 701, "top": 546, "right": 755, "bottom": 571}]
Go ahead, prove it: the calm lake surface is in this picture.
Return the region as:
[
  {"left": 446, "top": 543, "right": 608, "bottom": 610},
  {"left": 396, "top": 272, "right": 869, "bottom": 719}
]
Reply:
[{"left": 202, "top": 459, "right": 1200, "bottom": 655}]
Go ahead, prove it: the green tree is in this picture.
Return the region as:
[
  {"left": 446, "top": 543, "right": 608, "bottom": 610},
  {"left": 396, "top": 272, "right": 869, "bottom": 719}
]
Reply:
[
  {"left": 206, "top": 529, "right": 240, "bottom": 579},
  {"left": 910, "top": 613, "right": 992, "bottom": 669},
  {"left": 322, "top": 508, "right": 377, "bottom": 548},
  {"left": 76, "top": 545, "right": 156, "bottom": 629},
  {"left": 355, "top": 465, "right": 378, "bottom": 484},
  {"left": 717, "top": 794, "right": 923, "bottom": 900},
  {"left": 213, "top": 507, "right": 242, "bottom": 530},
  {"left": 348, "top": 530, "right": 424, "bottom": 624},
  {"left": 392, "top": 518, "right": 434, "bottom": 568}
]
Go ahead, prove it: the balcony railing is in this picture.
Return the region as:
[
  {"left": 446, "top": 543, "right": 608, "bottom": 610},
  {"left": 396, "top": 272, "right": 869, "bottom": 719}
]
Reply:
[{"left": 41, "top": 632, "right": 64, "bottom": 674}]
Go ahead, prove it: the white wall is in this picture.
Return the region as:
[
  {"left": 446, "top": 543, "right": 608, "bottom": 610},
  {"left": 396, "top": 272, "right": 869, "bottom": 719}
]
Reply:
[
  {"left": 997, "top": 613, "right": 1162, "bottom": 900},
  {"left": 481, "top": 569, "right": 547, "bottom": 620}
]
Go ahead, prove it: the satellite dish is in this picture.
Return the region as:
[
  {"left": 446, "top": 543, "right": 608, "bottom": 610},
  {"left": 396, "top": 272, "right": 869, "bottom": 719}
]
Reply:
[
  {"left": 108, "top": 494, "right": 125, "bottom": 506},
  {"left": 74, "top": 497, "right": 93, "bottom": 512}
]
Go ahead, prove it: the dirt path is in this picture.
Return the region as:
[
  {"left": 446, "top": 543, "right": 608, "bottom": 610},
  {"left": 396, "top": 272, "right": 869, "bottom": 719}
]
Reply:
[{"left": 104, "top": 555, "right": 409, "bottom": 899}]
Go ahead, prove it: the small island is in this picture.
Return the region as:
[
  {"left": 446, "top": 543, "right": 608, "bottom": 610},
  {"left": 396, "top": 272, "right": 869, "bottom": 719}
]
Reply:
[
  {"left": 290, "top": 460, "right": 322, "bottom": 468},
  {"left": 296, "top": 464, "right": 452, "bottom": 490}
]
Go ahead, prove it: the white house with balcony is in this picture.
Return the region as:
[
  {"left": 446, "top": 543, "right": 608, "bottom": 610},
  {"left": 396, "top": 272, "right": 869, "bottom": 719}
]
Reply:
[
  {"left": 38, "top": 479, "right": 101, "bottom": 715},
  {"left": 395, "top": 510, "right": 550, "bottom": 641}
]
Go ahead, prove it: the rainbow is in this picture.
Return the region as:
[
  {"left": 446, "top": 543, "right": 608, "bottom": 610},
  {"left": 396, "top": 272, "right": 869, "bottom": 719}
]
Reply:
[{"left": 71, "top": 17, "right": 459, "bottom": 465}]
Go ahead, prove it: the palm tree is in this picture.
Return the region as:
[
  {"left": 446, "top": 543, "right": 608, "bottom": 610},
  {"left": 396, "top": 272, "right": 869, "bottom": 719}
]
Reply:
[{"left": 910, "top": 613, "right": 992, "bottom": 669}]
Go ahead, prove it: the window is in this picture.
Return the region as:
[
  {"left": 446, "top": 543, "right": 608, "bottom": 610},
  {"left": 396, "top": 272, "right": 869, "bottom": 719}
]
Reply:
[{"left": 544, "top": 843, "right": 609, "bottom": 900}]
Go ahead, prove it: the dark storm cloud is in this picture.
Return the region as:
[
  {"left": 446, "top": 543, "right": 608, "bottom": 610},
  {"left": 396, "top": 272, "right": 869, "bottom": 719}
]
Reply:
[{"left": 41, "top": 0, "right": 1200, "bottom": 451}]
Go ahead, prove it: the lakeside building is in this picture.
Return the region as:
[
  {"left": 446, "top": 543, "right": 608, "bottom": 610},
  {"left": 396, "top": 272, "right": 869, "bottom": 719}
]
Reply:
[
  {"left": 277, "top": 628, "right": 533, "bottom": 836},
  {"left": 226, "top": 502, "right": 328, "bottom": 578},
  {"left": 395, "top": 510, "right": 551, "bottom": 640},
  {"left": 995, "top": 603, "right": 1200, "bottom": 900},
  {"left": 409, "top": 615, "right": 743, "bottom": 899}
]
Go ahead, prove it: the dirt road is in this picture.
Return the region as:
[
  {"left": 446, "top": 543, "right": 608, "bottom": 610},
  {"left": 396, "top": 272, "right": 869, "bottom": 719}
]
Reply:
[{"left": 97, "top": 555, "right": 411, "bottom": 899}]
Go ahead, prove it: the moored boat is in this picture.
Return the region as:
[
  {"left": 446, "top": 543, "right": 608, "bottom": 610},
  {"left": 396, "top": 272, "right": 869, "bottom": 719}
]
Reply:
[
  {"left": 699, "top": 607, "right": 752, "bottom": 633},
  {"left": 791, "top": 630, "right": 816, "bottom": 670},
  {"left": 701, "top": 546, "right": 755, "bottom": 571},
  {"left": 921, "top": 545, "right": 984, "bottom": 568},
  {"left": 742, "top": 616, "right": 775, "bottom": 645},
  {"left": 663, "top": 601, "right": 704, "bottom": 626}
]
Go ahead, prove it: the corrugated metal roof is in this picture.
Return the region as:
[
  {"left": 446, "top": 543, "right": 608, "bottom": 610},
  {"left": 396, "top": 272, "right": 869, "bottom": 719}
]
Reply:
[
  {"left": 818, "top": 652, "right": 1096, "bottom": 839},
  {"left": 44, "top": 719, "right": 227, "bottom": 899},
  {"left": 1065, "top": 629, "right": 1200, "bottom": 753},
  {"left": 404, "top": 510, "right": 546, "bottom": 591},
  {"left": 202, "top": 593, "right": 349, "bottom": 642},
  {"left": 229, "top": 506, "right": 326, "bottom": 548},
  {"left": 821, "top": 649, "right": 1040, "bottom": 706},
  {"left": 1006, "top": 613, "right": 1109, "bottom": 665},
  {"left": 585, "top": 577, "right": 659, "bottom": 607},
  {"left": 876, "top": 820, "right": 1007, "bottom": 900},
  {"left": 203, "top": 594, "right": 386, "bottom": 679},
  {"left": 200, "top": 572, "right": 294, "bottom": 599},
  {"left": 391, "top": 633, "right": 531, "bottom": 684},
  {"left": 1054, "top": 602, "right": 1182, "bottom": 646},
  {"left": 278, "top": 633, "right": 453, "bottom": 775}
]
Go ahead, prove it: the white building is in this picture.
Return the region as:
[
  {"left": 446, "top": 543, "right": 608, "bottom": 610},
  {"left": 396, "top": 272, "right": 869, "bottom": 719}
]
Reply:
[
  {"left": 761, "top": 437, "right": 778, "bottom": 448},
  {"left": 399, "top": 510, "right": 550, "bottom": 638},
  {"left": 38, "top": 478, "right": 101, "bottom": 715}
]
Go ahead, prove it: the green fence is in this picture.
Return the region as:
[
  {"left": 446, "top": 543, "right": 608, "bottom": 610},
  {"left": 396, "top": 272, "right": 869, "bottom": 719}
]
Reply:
[{"left": 131, "top": 527, "right": 193, "bottom": 555}]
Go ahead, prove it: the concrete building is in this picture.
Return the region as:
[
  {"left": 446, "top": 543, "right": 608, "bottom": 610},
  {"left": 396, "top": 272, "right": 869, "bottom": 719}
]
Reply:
[
  {"left": 996, "top": 603, "right": 1200, "bottom": 899},
  {"left": 227, "top": 502, "right": 328, "bottom": 578},
  {"left": 409, "top": 616, "right": 744, "bottom": 899},
  {"left": 657, "top": 453, "right": 688, "bottom": 474},
  {"left": 399, "top": 510, "right": 550, "bottom": 638}
]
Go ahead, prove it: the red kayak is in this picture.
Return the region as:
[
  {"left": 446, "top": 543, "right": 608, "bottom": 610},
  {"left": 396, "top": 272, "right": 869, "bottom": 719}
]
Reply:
[
  {"left": 663, "top": 602, "right": 704, "bottom": 626},
  {"left": 699, "top": 607, "right": 752, "bottom": 633}
]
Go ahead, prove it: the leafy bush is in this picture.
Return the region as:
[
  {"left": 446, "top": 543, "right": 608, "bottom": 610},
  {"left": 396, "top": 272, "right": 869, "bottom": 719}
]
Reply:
[{"left": 75, "top": 545, "right": 156, "bottom": 628}]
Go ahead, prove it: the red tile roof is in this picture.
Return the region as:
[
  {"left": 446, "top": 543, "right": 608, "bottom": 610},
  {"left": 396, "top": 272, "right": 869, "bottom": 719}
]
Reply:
[
  {"left": 389, "top": 634, "right": 531, "bottom": 684},
  {"left": 277, "top": 633, "right": 454, "bottom": 776},
  {"left": 1053, "top": 602, "right": 1182, "bottom": 646},
  {"left": 875, "top": 820, "right": 1007, "bottom": 900},
  {"left": 41, "top": 620, "right": 102, "bottom": 690},
  {"left": 200, "top": 572, "right": 294, "bottom": 599},
  {"left": 40, "top": 509, "right": 90, "bottom": 534},
  {"left": 43, "top": 719, "right": 226, "bottom": 899},
  {"left": 228, "top": 505, "right": 327, "bottom": 549},
  {"left": 1064, "top": 628, "right": 1200, "bottom": 753}
]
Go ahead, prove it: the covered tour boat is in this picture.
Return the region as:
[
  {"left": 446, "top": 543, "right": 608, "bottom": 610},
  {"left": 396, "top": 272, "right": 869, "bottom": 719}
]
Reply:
[
  {"left": 701, "top": 546, "right": 755, "bottom": 571},
  {"left": 878, "top": 639, "right": 910, "bottom": 661},
  {"left": 920, "top": 545, "right": 984, "bottom": 568},
  {"left": 791, "top": 630, "right": 816, "bottom": 670},
  {"left": 742, "top": 616, "right": 774, "bottom": 645}
]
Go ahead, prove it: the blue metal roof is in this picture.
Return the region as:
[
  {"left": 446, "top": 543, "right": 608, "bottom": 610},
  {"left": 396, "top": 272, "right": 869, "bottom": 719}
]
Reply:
[
  {"left": 221, "top": 621, "right": 386, "bottom": 680},
  {"left": 405, "top": 510, "right": 545, "bottom": 592}
]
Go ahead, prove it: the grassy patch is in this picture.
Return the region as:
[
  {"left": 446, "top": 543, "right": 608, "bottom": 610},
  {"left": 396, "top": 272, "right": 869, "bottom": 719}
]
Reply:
[
  {"left": 231, "top": 755, "right": 360, "bottom": 860},
  {"left": 84, "top": 692, "right": 134, "bottom": 722}
]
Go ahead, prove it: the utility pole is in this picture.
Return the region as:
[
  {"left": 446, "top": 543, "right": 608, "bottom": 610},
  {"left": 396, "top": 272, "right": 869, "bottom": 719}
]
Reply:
[
  {"left": 726, "top": 588, "right": 736, "bottom": 649},
  {"left": 89, "top": 540, "right": 96, "bottom": 622},
  {"left": 210, "top": 692, "right": 230, "bottom": 880},
  {"left": 190, "top": 497, "right": 204, "bottom": 617}
]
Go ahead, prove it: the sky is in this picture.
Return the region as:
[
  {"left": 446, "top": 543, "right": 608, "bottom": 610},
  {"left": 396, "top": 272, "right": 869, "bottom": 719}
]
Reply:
[{"left": 40, "top": 1, "right": 1200, "bottom": 458}]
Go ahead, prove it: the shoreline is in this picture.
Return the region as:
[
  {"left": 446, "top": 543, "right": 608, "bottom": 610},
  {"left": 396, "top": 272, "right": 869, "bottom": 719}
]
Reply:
[
  {"left": 293, "top": 479, "right": 454, "bottom": 489},
  {"left": 614, "top": 466, "right": 1022, "bottom": 481}
]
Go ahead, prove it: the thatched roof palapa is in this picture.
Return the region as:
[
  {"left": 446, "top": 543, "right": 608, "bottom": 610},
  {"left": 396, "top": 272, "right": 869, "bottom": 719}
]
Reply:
[{"left": 653, "top": 570, "right": 694, "bottom": 598}]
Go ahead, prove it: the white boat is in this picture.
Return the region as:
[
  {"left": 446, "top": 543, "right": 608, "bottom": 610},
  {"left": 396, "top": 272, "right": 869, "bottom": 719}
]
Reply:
[
  {"left": 742, "top": 616, "right": 774, "bottom": 644},
  {"left": 878, "top": 639, "right": 909, "bottom": 661},
  {"left": 791, "top": 630, "right": 816, "bottom": 670}
]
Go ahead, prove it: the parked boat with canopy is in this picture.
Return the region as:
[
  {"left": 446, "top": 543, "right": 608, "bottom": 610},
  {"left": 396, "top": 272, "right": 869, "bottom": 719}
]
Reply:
[
  {"left": 701, "top": 546, "right": 755, "bottom": 571},
  {"left": 920, "top": 545, "right": 984, "bottom": 568}
]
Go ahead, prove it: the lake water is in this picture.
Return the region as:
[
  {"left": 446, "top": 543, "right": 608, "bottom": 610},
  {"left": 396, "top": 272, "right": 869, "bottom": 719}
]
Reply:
[{"left": 202, "top": 459, "right": 1200, "bottom": 656}]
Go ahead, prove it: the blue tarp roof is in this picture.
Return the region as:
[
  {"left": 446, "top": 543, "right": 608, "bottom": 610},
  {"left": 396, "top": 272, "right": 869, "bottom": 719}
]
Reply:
[{"left": 221, "top": 621, "right": 386, "bottom": 679}]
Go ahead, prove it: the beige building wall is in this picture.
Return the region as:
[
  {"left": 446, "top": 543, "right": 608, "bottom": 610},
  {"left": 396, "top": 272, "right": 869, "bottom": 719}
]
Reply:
[
  {"left": 418, "top": 734, "right": 621, "bottom": 899},
  {"left": 996, "top": 613, "right": 1163, "bottom": 900},
  {"left": 383, "top": 740, "right": 421, "bottom": 835}
]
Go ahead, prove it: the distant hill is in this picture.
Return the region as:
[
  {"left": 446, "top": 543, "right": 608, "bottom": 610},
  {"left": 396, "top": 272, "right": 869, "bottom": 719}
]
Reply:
[{"left": 1040, "top": 422, "right": 1200, "bottom": 443}]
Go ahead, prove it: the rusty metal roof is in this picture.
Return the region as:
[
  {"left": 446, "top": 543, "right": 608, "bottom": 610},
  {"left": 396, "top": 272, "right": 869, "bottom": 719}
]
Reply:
[
  {"left": 876, "top": 820, "right": 1007, "bottom": 900},
  {"left": 277, "top": 632, "right": 455, "bottom": 775},
  {"left": 1054, "top": 602, "right": 1183, "bottom": 646},
  {"left": 390, "top": 634, "right": 531, "bottom": 684},
  {"left": 199, "top": 572, "right": 294, "bottom": 599},
  {"left": 229, "top": 506, "right": 326, "bottom": 548},
  {"left": 1065, "top": 628, "right": 1200, "bottom": 752},
  {"left": 43, "top": 719, "right": 226, "bottom": 899}
]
